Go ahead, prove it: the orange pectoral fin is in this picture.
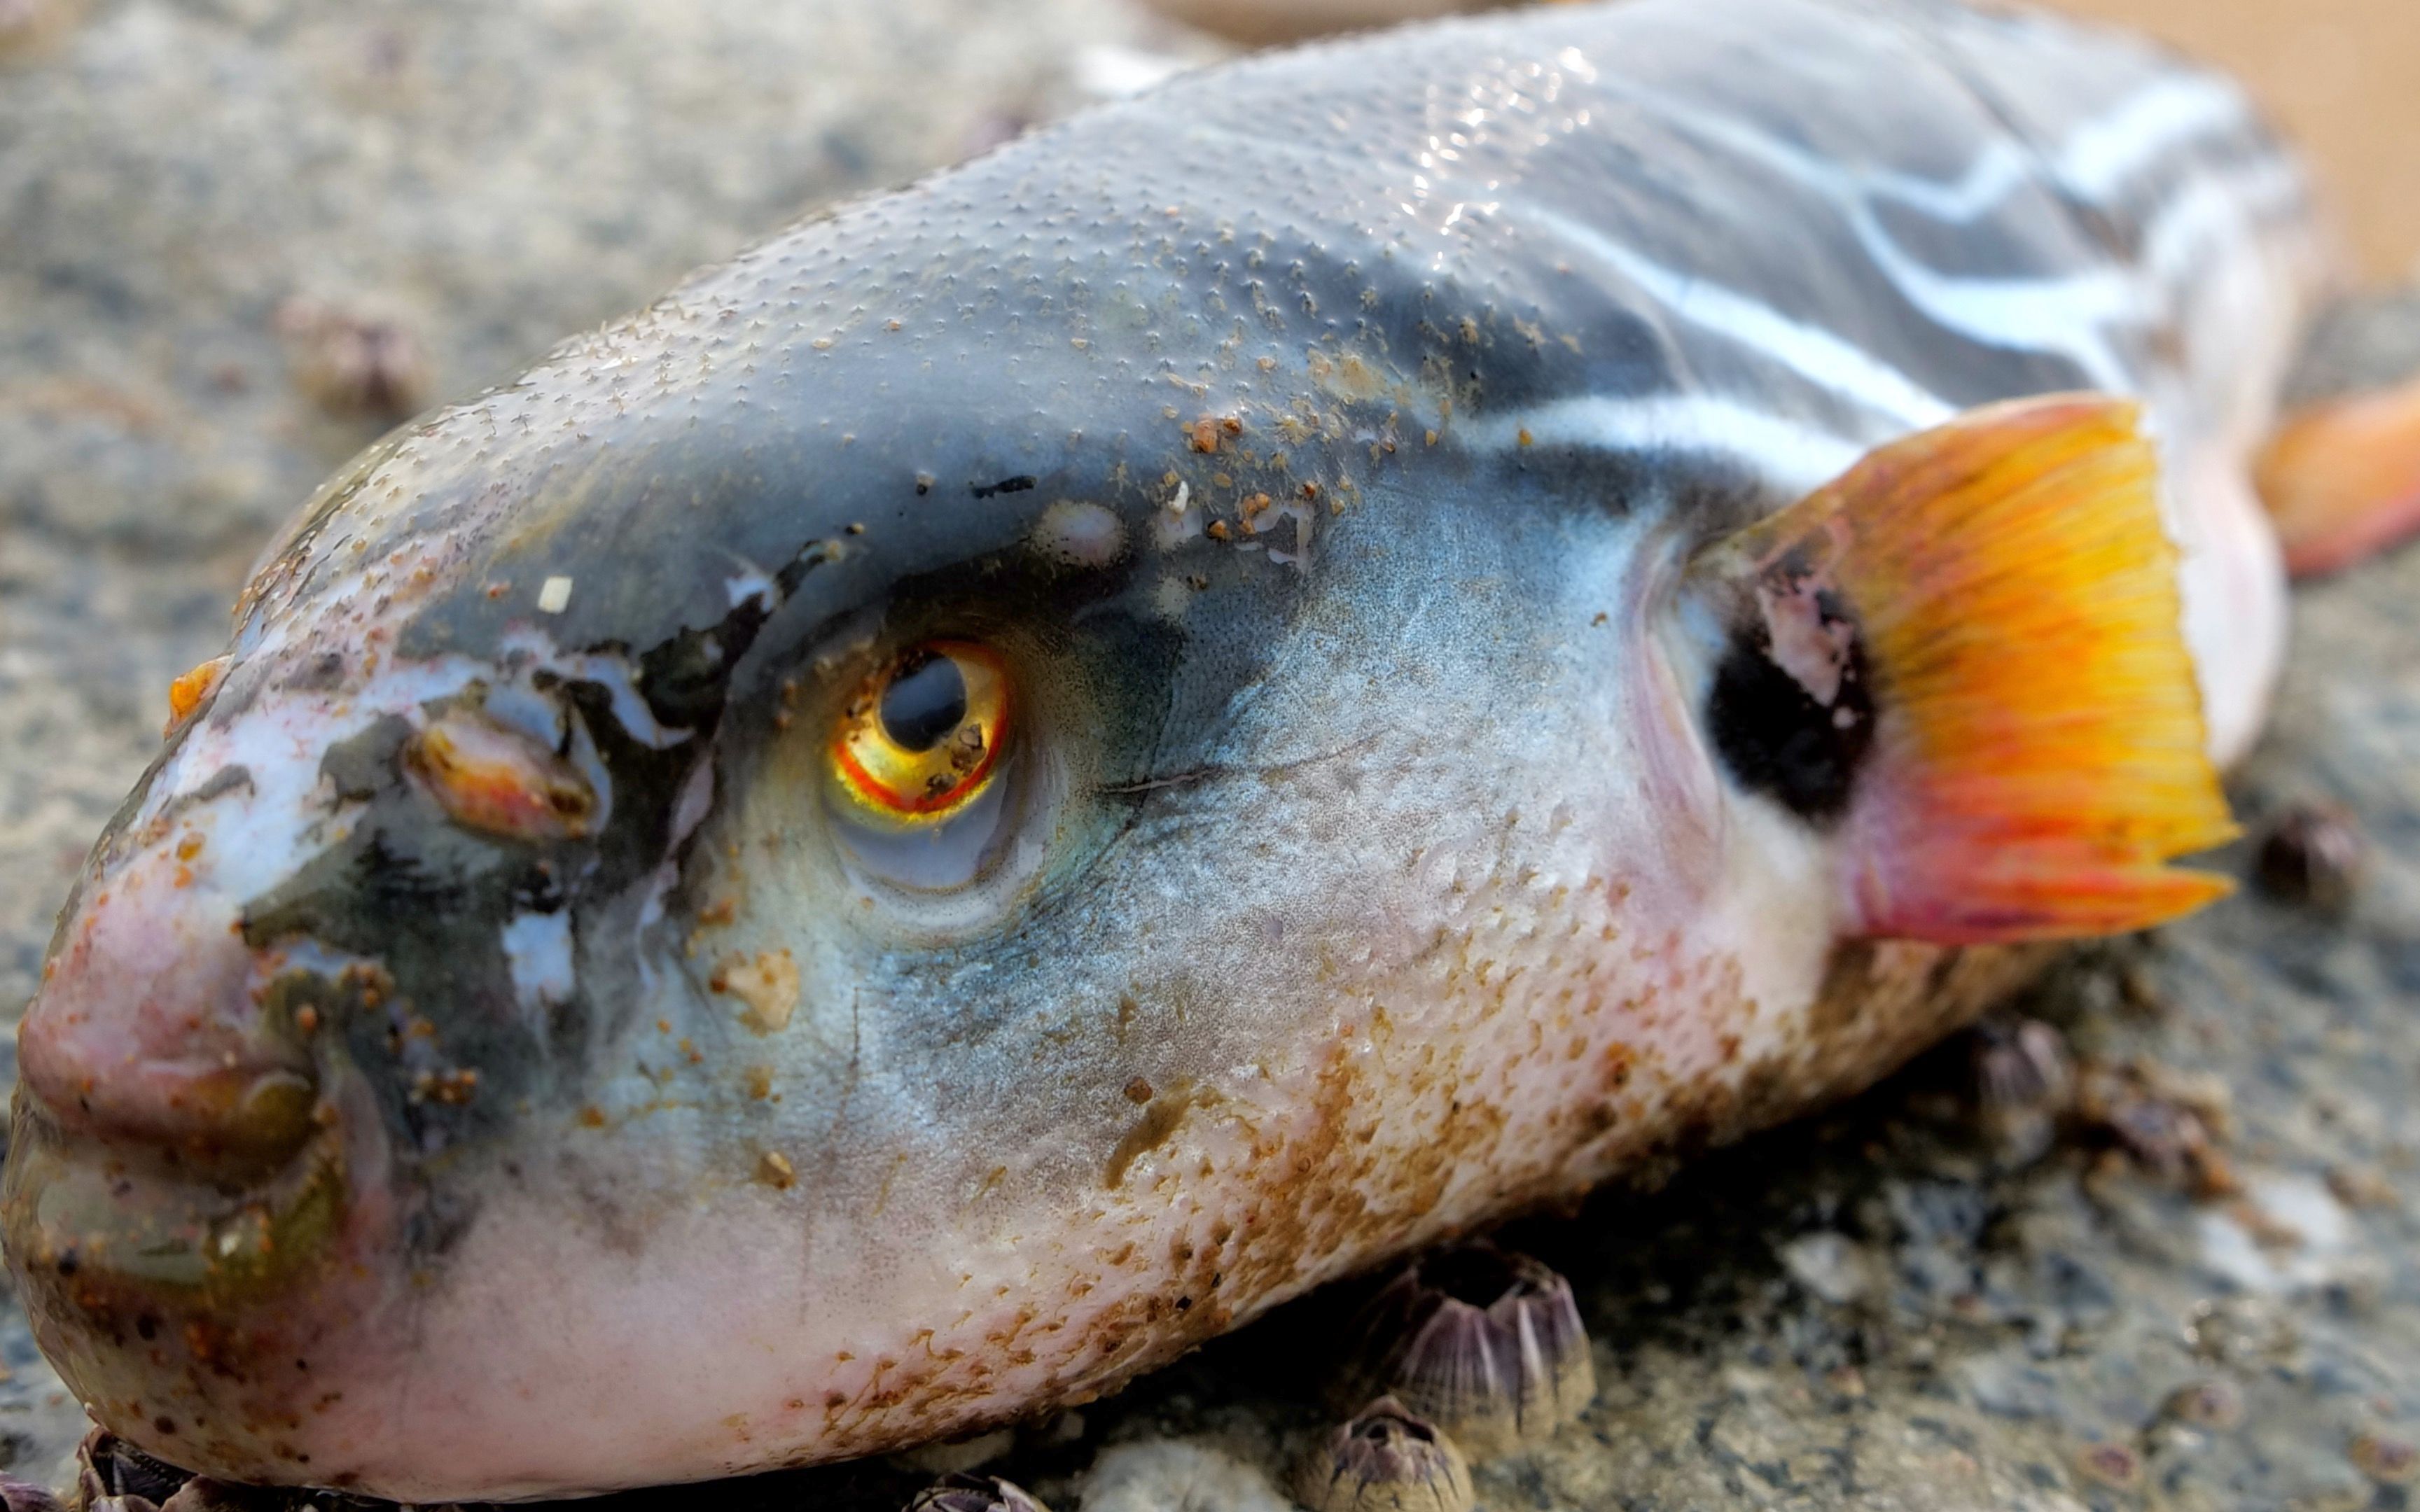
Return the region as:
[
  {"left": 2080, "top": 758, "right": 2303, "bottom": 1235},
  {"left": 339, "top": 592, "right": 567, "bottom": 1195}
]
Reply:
[
  {"left": 1695, "top": 393, "right": 2236, "bottom": 944},
  {"left": 2256, "top": 372, "right": 2420, "bottom": 578}
]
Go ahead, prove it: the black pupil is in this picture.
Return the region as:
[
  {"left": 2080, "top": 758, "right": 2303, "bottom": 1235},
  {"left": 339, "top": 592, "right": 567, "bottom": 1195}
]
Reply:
[{"left": 878, "top": 652, "right": 969, "bottom": 753}]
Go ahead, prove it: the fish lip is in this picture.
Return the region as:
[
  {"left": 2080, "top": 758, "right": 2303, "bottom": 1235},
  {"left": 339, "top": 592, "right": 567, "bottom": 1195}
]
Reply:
[
  {"left": 2, "top": 1102, "right": 351, "bottom": 1308},
  {"left": 1, "top": 1051, "right": 405, "bottom": 1485}
]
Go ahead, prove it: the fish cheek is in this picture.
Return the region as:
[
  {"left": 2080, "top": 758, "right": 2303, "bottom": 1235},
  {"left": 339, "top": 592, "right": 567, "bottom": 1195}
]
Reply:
[{"left": 663, "top": 552, "right": 1258, "bottom": 1212}]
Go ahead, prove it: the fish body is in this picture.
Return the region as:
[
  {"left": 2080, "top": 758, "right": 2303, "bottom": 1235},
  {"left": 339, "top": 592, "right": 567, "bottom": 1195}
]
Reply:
[{"left": 4, "top": 0, "right": 2328, "bottom": 1498}]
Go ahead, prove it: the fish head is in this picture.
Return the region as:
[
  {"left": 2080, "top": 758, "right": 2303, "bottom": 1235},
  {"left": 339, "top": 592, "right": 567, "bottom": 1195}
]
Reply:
[{"left": 1, "top": 136, "right": 1783, "bottom": 1502}]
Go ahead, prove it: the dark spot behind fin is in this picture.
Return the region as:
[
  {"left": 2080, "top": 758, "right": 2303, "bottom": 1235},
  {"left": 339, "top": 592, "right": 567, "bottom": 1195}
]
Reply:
[{"left": 1707, "top": 626, "right": 1873, "bottom": 824}]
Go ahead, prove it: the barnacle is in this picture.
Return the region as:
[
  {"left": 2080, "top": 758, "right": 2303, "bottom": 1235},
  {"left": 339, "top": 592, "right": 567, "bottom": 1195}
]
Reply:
[
  {"left": 2255, "top": 801, "right": 2366, "bottom": 909},
  {"left": 2076, "top": 1057, "right": 2237, "bottom": 1197},
  {"left": 1291, "top": 1396, "right": 1473, "bottom": 1512},
  {"left": 1335, "top": 1242, "right": 1595, "bottom": 1460},
  {"left": 903, "top": 1472, "right": 1053, "bottom": 1512},
  {"left": 273, "top": 296, "right": 431, "bottom": 419},
  {"left": 1968, "top": 1016, "right": 2074, "bottom": 1164},
  {"left": 2162, "top": 1378, "right": 2244, "bottom": 1430},
  {"left": 74, "top": 1430, "right": 186, "bottom": 1511},
  {"left": 0, "top": 1475, "right": 60, "bottom": 1512}
]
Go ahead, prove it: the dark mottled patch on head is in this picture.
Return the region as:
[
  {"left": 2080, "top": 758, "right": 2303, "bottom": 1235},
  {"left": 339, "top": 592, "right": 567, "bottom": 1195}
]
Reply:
[
  {"left": 191, "top": 764, "right": 256, "bottom": 805},
  {"left": 237, "top": 813, "right": 527, "bottom": 1155},
  {"left": 235, "top": 636, "right": 737, "bottom": 1180},
  {"left": 284, "top": 651, "right": 348, "bottom": 693},
  {"left": 1707, "top": 615, "right": 1875, "bottom": 823},
  {"left": 319, "top": 715, "right": 412, "bottom": 803},
  {"left": 971, "top": 475, "right": 1038, "bottom": 498}
]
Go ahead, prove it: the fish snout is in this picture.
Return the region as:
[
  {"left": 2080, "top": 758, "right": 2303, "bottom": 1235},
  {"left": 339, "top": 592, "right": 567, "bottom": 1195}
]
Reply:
[
  {"left": 2, "top": 808, "right": 410, "bottom": 1487},
  {"left": 18, "top": 840, "right": 318, "bottom": 1174},
  {"left": 0, "top": 643, "right": 646, "bottom": 1489}
]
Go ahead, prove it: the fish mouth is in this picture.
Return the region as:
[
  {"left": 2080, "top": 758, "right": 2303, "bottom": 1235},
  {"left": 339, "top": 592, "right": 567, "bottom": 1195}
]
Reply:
[
  {"left": 2, "top": 1054, "right": 405, "bottom": 1483},
  {"left": 4, "top": 1100, "right": 350, "bottom": 1308},
  {"left": 1, "top": 784, "right": 417, "bottom": 1483}
]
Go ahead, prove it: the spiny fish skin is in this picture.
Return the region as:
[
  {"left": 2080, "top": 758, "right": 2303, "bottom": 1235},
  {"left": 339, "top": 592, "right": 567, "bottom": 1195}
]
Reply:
[{"left": 1, "top": 0, "right": 2322, "bottom": 1499}]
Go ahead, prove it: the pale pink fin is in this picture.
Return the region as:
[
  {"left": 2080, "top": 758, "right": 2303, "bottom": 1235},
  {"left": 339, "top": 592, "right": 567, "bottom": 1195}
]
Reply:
[{"left": 2257, "top": 372, "right": 2420, "bottom": 578}]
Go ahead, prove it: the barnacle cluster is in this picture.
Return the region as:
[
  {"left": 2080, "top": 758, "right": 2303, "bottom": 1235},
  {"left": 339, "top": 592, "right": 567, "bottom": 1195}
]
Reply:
[{"left": 1334, "top": 1242, "right": 1597, "bottom": 1460}]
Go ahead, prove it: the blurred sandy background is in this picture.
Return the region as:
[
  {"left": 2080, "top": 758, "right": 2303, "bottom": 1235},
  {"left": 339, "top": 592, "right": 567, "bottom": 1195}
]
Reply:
[{"left": 2054, "top": 0, "right": 2420, "bottom": 280}]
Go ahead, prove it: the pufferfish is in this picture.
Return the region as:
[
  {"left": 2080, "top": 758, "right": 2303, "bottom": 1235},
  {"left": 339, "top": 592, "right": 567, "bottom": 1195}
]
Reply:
[{"left": 8, "top": 0, "right": 2414, "bottom": 1499}]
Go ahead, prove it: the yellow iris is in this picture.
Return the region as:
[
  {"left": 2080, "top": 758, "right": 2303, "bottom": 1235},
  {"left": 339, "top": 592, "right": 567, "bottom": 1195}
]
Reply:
[{"left": 830, "top": 641, "right": 1010, "bottom": 818}]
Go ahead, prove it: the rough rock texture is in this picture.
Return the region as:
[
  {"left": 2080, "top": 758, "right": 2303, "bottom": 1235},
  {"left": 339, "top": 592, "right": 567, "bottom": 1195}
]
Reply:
[{"left": 6, "top": 3, "right": 2420, "bottom": 1510}]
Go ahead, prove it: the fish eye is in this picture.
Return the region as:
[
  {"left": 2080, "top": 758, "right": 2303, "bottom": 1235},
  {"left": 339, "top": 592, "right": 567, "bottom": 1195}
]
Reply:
[
  {"left": 823, "top": 639, "right": 1033, "bottom": 895},
  {"left": 831, "top": 640, "right": 1010, "bottom": 818}
]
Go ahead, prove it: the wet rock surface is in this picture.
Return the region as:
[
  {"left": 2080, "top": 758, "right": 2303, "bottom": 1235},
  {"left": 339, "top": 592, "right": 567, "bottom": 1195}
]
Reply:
[{"left": 4, "top": 2, "right": 2420, "bottom": 1508}]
